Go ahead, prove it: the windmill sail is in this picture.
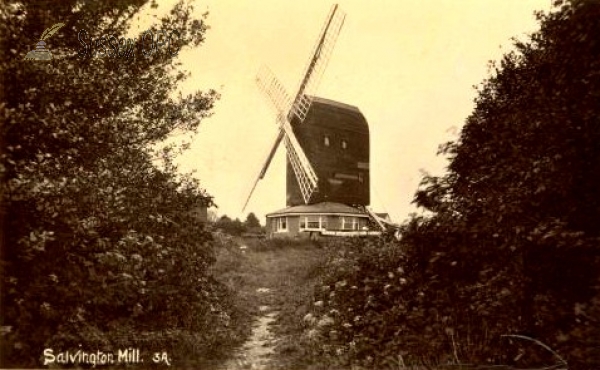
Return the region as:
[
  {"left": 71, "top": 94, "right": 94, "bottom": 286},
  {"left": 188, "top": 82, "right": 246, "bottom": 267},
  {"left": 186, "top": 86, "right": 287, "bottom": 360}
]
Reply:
[
  {"left": 242, "top": 119, "right": 317, "bottom": 211},
  {"left": 279, "top": 119, "right": 318, "bottom": 203},
  {"left": 243, "top": 4, "right": 345, "bottom": 211},
  {"left": 242, "top": 129, "right": 282, "bottom": 212},
  {"left": 290, "top": 4, "right": 345, "bottom": 123},
  {"left": 256, "top": 66, "right": 294, "bottom": 117}
]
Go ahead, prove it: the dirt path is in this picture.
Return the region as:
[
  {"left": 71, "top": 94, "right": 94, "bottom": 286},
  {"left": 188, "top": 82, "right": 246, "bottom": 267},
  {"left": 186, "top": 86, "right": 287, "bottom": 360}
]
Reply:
[
  {"left": 212, "top": 239, "right": 325, "bottom": 370},
  {"left": 220, "top": 294, "right": 279, "bottom": 369}
]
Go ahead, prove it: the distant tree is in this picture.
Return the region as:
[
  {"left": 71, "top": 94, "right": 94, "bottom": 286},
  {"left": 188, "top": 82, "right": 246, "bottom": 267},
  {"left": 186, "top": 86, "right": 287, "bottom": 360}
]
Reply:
[
  {"left": 217, "top": 214, "right": 232, "bottom": 223},
  {"left": 232, "top": 218, "right": 245, "bottom": 235},
  {"left": 215, "top": 215, "right": 245, "bottom": 236},
  {"left": 244, "top": 212, "right": 261, "bottom": 229},
  {"left": 214, "top": 214, "right": 231, "bottom": 232}
]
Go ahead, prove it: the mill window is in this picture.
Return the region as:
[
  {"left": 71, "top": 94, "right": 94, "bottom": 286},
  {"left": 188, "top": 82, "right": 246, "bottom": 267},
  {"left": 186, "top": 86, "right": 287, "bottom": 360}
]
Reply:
[
  {"left": 307, "top": 216, "right": 320, "bottom": 229},
  {"left": 276, "top": 217, "right": 287, "bottom": 231},
  {"left": 341, "top": 139, "right": 348, "bottom": 149},
  {"left": 342, "top": 216, "right": 359, "bottom": 230},
  {"left": 324, "top": 136, "right": 330, "bottom": 147},
  {"left": 300, "top": 216, "right": 325, "bottom": 230}
]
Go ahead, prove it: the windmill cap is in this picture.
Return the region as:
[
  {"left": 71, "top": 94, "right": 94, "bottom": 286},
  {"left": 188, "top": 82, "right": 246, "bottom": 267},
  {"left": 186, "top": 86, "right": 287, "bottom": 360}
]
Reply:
[{"left": 311, "top": 96, "right": 360, "bottom": 113}]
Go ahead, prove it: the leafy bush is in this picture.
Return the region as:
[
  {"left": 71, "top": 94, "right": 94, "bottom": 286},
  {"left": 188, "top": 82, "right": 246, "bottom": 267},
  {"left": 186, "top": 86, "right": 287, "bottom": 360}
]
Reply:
[
  {"left": 0, "top": 1, "right": 240, "bottom": 367},
  {"left": 290, "top": 3, "right": 600, "bottom": 368},
  {"left": 246, "top": 237, "right": 318, "bottom": 253},
  {"left": 296, "top": 237, "right": 454, "bottom": 369}
]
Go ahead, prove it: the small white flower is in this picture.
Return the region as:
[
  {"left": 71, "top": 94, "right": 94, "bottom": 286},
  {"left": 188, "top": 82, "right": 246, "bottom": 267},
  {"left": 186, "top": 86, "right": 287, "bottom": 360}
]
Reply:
[
  {"left": 0, "top": 326, "right": 12, "bottom": 335},
  {"left": 303, "top": 313, "right": 316, "bottom": 326},
  {"left": 131, "top": 253, "right": 142, "bottom": 263},
  {"left": 335, "top": 280, "right": 347, "bottom": 289},
  {"left": 306, "top": 328, "right": 320, "bottom": 340},
  {"left": 317, "top": 315, "right": 334, "bottom": 327}
]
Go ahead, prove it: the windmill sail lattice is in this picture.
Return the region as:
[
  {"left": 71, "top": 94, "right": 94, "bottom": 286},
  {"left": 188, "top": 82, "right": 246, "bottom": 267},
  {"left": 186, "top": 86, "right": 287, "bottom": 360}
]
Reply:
[
  {"left": 280, "top": 119, "right": 318, "bottom": 204},
  {"left": 256, "top": 66, "right": 294, "bottom": 119},
  {"left": 254, "top": 67, "right": 318, "bottom": 203},
  {"left": 291, "top": 4, "right": 345, "bottom": 123},
  {"left": 243, "top": 4, "right": 346, "bottom": 211}
]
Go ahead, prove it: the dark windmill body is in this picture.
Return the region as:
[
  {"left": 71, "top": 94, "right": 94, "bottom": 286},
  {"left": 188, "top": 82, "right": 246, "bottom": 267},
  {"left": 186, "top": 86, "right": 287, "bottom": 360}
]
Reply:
[
  {"left": 287, "top": 97, "right": 369, "bottom": 207},
  {"left": 244, "top": 5, "right": 392, "bottom": 238}
]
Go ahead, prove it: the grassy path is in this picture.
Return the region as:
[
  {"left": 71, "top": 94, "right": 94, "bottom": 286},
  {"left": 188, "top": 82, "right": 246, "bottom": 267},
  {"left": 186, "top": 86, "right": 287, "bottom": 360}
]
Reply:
[{"left": 210, "top": 238, "right": 327, "bottom": 370}]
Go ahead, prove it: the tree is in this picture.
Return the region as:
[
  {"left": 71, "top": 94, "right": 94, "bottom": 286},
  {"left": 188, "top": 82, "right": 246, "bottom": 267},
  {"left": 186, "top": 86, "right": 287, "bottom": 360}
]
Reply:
[
  {"left": 244, "top": 212, "right": 261, "bottom": 229},
  {"left": 0, "top": 1, "right": 233, "bottom": 367},
  {"left": 410, "top": 1, "right": 600, "bottom": 367},
  {"left": 215, "top": 215, "right": 245, "bottom": 236},
  {"left": 215, "top": 214, "right": 233, "bottom": 227}
]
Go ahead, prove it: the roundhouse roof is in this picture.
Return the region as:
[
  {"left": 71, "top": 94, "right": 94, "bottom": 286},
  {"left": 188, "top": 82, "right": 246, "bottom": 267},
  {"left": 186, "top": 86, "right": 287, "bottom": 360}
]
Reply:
[{"left": 266, "top": 202, "right": 368, "bottom": 217}]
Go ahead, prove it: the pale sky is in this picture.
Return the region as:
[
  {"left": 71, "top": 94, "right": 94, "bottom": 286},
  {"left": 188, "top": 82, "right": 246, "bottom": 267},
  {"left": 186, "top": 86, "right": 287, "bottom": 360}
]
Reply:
[{"left": 160, "top": 0, "right": 551, "bottom": 223}]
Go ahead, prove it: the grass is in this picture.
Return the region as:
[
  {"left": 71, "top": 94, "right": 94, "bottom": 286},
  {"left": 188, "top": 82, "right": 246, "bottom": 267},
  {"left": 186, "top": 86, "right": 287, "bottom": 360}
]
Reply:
[{"left": 208, "top": 236, "right": 329, "bottom": 369}]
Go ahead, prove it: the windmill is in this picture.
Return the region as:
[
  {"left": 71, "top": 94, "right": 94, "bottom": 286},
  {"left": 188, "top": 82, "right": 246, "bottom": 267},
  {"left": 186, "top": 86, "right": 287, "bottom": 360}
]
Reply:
[
  {"left": 243, "top": 4, "right": 392, "bottom": 237},
  {"left": 243, "top": 4, "right": 346, "bottom": 209}
]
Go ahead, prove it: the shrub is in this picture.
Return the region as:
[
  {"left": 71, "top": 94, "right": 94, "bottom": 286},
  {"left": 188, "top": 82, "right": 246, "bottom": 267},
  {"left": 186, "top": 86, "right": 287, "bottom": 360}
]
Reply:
[
  {"left": 0, "top": 1, "right": 235, "bottom": 367},
  {"left": 291, "top": 2, "right": 600, "bottom": 368}
]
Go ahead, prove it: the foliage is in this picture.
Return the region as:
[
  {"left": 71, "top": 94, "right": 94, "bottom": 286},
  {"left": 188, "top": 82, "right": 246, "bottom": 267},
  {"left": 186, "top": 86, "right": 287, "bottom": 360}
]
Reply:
[
  {"left": 244, "top": 212, "right": 261, "bottom": 229},
  {"left": 287, "top": 1, "right": 600, "bottom": 369},
  {"left": 212, "top": 212, "right": 264, "bottom": 236},
  {"left": 245, "top": 237, "right": 316, "bottom": 252},
  {"left": 215, "top": 215, "right": 246, "bottom": 236},
  {"left": 291, "top": 236, "right": 592, "bottom": 369},
  {"left": 0, "top": 0, "right": 240, "bottom": 367},
  {"left": 286, "top": 238, "right": 439, "bottom": 369},
  {"left": 411, "top": 0, "right": 600, "bottom": 367}
]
